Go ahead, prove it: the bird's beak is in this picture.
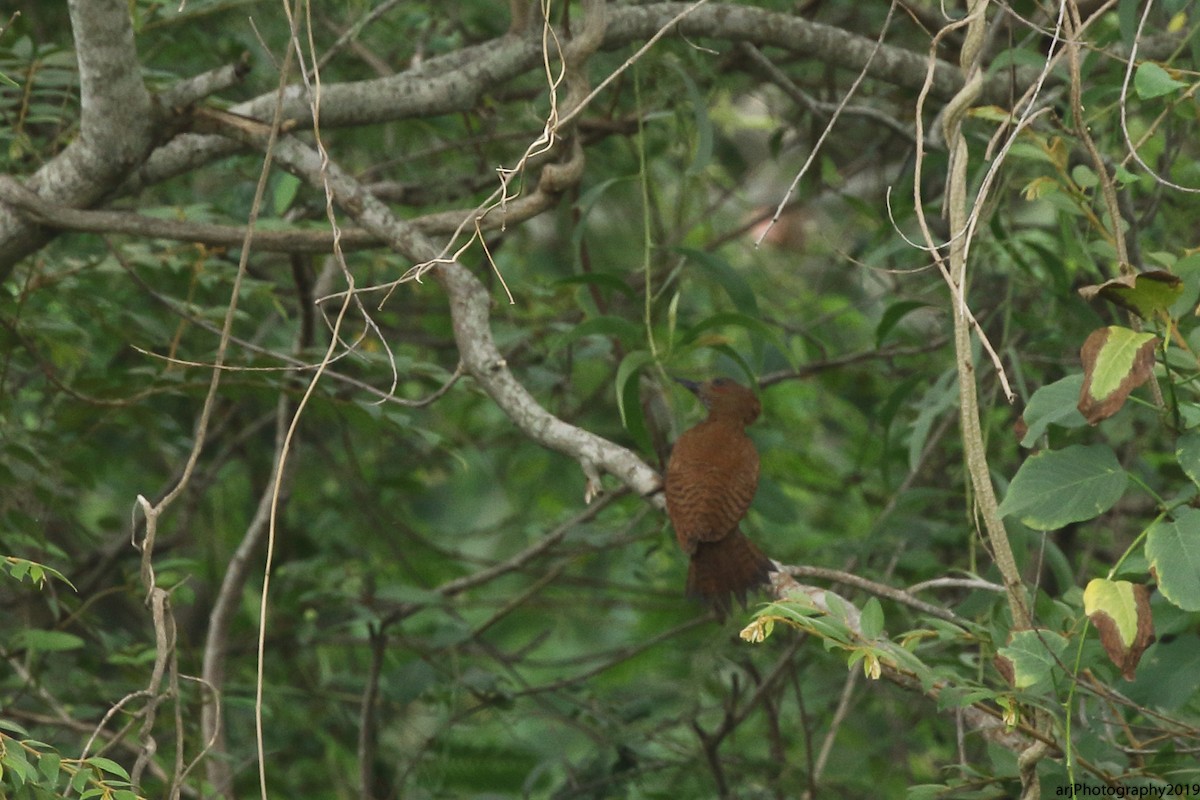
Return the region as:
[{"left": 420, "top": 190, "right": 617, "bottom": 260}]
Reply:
[{"left": 671, "top": 376, "right": 701, "bottom": 395}]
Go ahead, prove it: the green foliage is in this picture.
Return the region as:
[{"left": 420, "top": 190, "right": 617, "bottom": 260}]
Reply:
[
  {"left": 2, "top": 557, "right": 74, "bottom": 590},
  {"left": 4, "top": 0, "right": 1200, "bottom": 798},
  {"left": 0, "top": 724, "right": 146, "bottom": 800}
]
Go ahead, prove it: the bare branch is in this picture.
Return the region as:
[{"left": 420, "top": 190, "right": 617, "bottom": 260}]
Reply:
[
  {"left": 0, "top": 173, "right": 558, "bottom": 254},
  {"left": 115, "top": 3, "right": 966, "bottom": 206},
  {"left": 158, "top": 53, "right": 253, "bottom": 110},
  {"left": 784, "top": 564, "right": 971, "bottom": 626}
]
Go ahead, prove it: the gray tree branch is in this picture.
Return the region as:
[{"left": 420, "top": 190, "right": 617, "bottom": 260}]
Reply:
[
  {"left": 0, "top": 3, "right": 971, "bottom": 280},
  {"left": 0, "top": 0, "right": 158, "bottom": 268},
  {"left": 123, "top": 3, "right": 963, "bottom": 197}
]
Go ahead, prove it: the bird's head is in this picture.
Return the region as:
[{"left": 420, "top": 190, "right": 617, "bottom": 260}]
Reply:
[{"left": 675, "top": 376, "right": 761, "bottom": 425}]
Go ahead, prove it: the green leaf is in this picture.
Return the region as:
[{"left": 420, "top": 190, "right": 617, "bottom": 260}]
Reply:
[
  {"left": 15, "top": 629, "right": 85, "bottom": 653},
  {"left": 615, "top": 350, "right": 652, "bottom": 425},
  {"left": 1019, "top": 374, "right": 1087, "bottom": 447},
  {"left": 675, "top": 249, "right": 759, "bottom": 316},
  {"left": 570, "top": 177, "right": 634, "bottom": 278},
  {"left": 1134, "top": 62, "right": 1187, "bottom": 100},
  {"left": 6, "top": 557, "right": 30, "bottom": 582},
  {"left": 71, "top": 764, "right": 92, "bottom": 793},
  {"left": 1125, "top": 634, "right": 1200, "bottom": 711},
  {"left": 3, "top": 741, "right": 35, "bottom": 784},
  {"left": 1170, "top": 253, "right": 1200, "bottom": 318},
  {"left": 614, "top": 350, "right": 656, "bottom": 454},
  {"left": 998, "top": 444, "right": 1128, "bottom": 530},
  {"left": 38, "top": 752, "right": 61, "bottom": 785},
  {"left": 998, "top": 629, "right": 1069, "bottom": 690},
  {"left": 666, "top": 289, "right": 680, "bottom": 346},
  {"left": 547, "top": 315, "right": 642, "bottom": 353},
  {"left": 1077, "top": 326, "right": 1159, "bottom": 424},
  {"left": 909, "top": 369, "right": 958, "bottom": 471},
  {"left": 1177, "top": 431, "right": 1200, "bottom": 488},
  {"left": 988, "top": 47, "right": 1061, "bottom": 74},
  {"left": 3, "top": 556, "right": 75, "bottom": 590},
  {"left": 573, "top": 176, "right": 630, "bottom": 218},
  {"left": 967, "top": 104, "right": 1016, "bottom": 123},
  {"left": 680, "top": 311, "right": 772, "bottom": 343},
  {"left": 1118, "top": 0, "right": 1140, "bottom": 46},
  {"left": 271, "top": 172, "right": 301, "bottom": 216},
  {"left": 1147, "top": 510, "right": 1200, "bottom": 611},
  {"left": 0, "top": 719, "right": 30, "bottom": 736},
  {"left": 678, "top": 312, "right": 793, "bottom": 371},
  {"left": 1071, "top": 163, "right": 1098, "bottom": 189},
  {"left": 85, "top": 756, "right": 130, "bottom": 781},
  {"left": 552, "top": 272, "right": 636, "bottom": 300},
  {"left": 1078, "top": 270, "right": 1184, "bottom": 320},
  {"left": 860, "top": 597, "right": 884, "bottom": 640},
  {"left": 708, "top": 343, "right": 760, "bottom": 388},
  {"left": 877, "top": 374, "right": 924, "bottom": 431},
  {"left": 663, "top": 59, "right": 713, "bottom": 176},
  {"left": 875, "top": 300, "right": 932, "bottom": 349}
]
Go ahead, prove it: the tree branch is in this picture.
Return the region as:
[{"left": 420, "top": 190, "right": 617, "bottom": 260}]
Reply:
[
  {"left": 158, "top": 53, "right": 253, "bottom": 110},
  {"left": 0, "top": 2, "right": 977, "bottom": 280},
  {"left": 211, "top": 122, "right": 664, "bottom": 502},
  {"left": 115, "top": 2, "right": 966, "bottom": 211},
  {"left": 0, "top": 0, "right": 158, "bottom": 268},
  {"left": 0, "top": 161, "right": 566, "bottom": 255}
]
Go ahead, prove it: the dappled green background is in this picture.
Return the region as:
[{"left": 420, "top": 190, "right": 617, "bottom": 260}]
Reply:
[{"left": 5, "top": 0, "right": 1200, "bottom": 798}]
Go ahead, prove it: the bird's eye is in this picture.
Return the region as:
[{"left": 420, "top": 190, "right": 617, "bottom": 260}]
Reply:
[{"left": 713, "top": 378, "right": 730, "bottom": 387}]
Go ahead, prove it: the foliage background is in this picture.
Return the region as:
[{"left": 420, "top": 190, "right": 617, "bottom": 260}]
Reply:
[{"left": 3, "top": 0, "right": 1200, "bottom": 798}]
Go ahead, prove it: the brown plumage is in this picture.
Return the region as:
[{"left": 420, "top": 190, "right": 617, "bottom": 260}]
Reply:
[{"left": 665, "top": 377, "right": 774, "bottom": 619}]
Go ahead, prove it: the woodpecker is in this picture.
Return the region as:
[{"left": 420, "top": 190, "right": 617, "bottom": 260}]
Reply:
[{"left": 665, "top": 377, "right": 774, "bottom": 618}]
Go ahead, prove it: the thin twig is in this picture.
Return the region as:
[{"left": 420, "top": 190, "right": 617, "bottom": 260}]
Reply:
[
  {"left": 755, "top": 1, "right": 898, "bottom": 246},
  {"left": 785, "top": 565, "right": 971, "bottom": 626},
  {"left": 1119, "top": 0, "right": 1200, "bottom": 194},
  {"left": 251, "top": 3, "right": 359, "bottom": 797},
  {"left": 738, "top": 41, "right": 916, "bottom": 142}
]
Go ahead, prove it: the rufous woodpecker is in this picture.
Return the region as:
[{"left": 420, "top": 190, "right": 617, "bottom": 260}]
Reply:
[{"left": 665, "top": 377, "right": 774, "bottom": 618}]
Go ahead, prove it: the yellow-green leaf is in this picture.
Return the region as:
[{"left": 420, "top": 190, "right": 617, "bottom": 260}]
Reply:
[
  {"left": 1084, "top": 578, "right": 1155, "bottom": 680},
  {"left": 1135, "top": 62, "right": 1187, "bottom": 100},
  {"left": 1078, "top": 326, "right": 1159, "bottom": 424}
]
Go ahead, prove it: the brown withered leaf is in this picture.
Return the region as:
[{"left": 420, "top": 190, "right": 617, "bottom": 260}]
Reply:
[
  {"left": 1086, "top": 581, "right": 1155, "bottom": 681},
  {"left": 1078, "top": 326, "right": 1159, "bottom": 424}
]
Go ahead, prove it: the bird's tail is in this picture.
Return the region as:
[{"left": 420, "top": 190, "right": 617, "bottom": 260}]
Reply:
[{"left": 686, "top": 529, "right": 773, "bottom": 620}]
